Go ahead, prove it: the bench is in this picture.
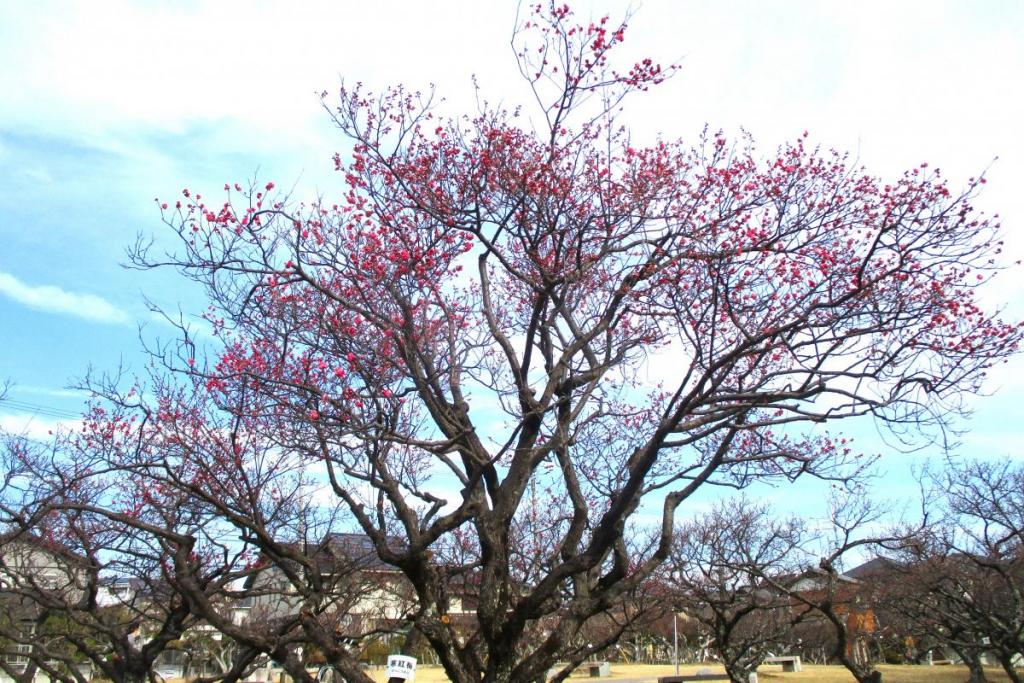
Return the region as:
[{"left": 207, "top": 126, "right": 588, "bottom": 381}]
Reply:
[
  {"left": 546, "top": 661, "right": 611, "bottom": 679},
  {"left": 761, "top": 655, "right": 802, "bottom": 672}
]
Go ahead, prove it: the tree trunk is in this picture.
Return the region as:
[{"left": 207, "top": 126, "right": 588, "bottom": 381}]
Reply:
[
  {"left": 11, "top": 660, "right": 38, "bottom": 683},
  {"left": 998, "top": 652, "right": 1022, "bottom": 683},
  {"left": 723, "top": 665, "right": 753, "bottom": 683},
  {"left": 966, "top": 658, "right": 988, "bottom": 683},
  {"left": 387, "top": 625, "right": 425, "bottom": 683}
]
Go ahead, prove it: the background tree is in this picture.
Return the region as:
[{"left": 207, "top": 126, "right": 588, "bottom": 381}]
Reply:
[
  {"left": 68, "top": 2, "right": 1024, "bottom": 681},
  {"left": 76, "top": 378, "right": 414, "bottom": 683},
  {"left": 836, "top": 558, "right": 919, "bottom": 667},
  {"left": 886, "top": 460, "right": 1024, "bottom": 683},
  {"left": 939, "top": 460, "right": 1024, "bottom": 681},
  {"left": 666, "top": 499, "right": 804, "bottom": 683},
  {"left": 881, "top": 544, "right": 993, "bottom": 683},
  {"left": 0, "top": 529, "right": 93, "bottom": 683},
  {"left": 0, "top": 429, "right": 243, "bottom": 683},
  {"left": 757, "top": 493, "right": 915, "bottom": 683},
  {"left": 785, "top": 615, "right": 838, "bottom": 666}
]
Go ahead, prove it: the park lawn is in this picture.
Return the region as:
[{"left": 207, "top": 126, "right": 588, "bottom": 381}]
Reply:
[
  {"left": 368, "top": 663, "right": 715, "bottom": 681},
  {"left": 757, "top": 664, "right": 1014, "bottom": 682},
  {"left": 369, "top": 662, "right": 1016, "bottom": 682}
]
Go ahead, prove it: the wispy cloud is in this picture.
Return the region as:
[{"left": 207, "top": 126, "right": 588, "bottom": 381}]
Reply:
[
  {"left": 11, "top": 385, "right": 88, "bottom": 400},
  {"left": 0, "top": 271, "right": 130, "bottom": 324},
  {"left": 0, "top": 413, "right": 79, "bottom": 441}
]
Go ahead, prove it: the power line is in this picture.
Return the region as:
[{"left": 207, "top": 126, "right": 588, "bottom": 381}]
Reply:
[{"left": 0, "top": 398, "right": 82, "bottom": 420}]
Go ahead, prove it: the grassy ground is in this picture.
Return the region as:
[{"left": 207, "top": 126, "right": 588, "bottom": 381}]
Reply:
[
  {"left": 364, "top": 662, "right": 1016, "bottom": 682},
  {"left": 756, "top": 663, "right": 1013, "bottom": 682}
]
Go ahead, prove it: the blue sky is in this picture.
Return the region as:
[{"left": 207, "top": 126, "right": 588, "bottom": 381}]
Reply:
[{"left": 1, "top": 0, "right": 1022, "bottom": 518}]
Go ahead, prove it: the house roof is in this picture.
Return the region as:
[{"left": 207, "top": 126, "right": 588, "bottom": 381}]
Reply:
[
  {"left": 0, "top": 529, "right": 91, "bottom": 568},
  {"left": 773, "top": 566, "right": 860, "bottom": 592},
  {"left": 99, "top": 576, "right": 148, "bottom": 591},
  {"left": 324, "top": 532, "right": 402, "bottom": 571},
  {"left": 276, "top": 532, "right": 404, "bottom": 574},
  {"left": 844, "top": 556, "right": 899, "bottom": 579}
]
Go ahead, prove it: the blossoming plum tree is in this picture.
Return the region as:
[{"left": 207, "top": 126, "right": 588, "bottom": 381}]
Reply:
[{"left": 122, "top": 4, "right": 1019, "bottom": 681}]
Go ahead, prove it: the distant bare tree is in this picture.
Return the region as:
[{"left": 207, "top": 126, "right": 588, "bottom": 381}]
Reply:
[
  {"left": 72, "top": 376, "right": 421, "bottom": 683},
  {"left": 666, "top": 499, "right": 805, "bottom": 683},
  {"left": 940, "top": 459, "right": 1024, "bottom": 681},
  {"left": 754, "top": 492, "right": 916, "bottom": 683},
  {"left": 881, "top": 542, "right": 992, "bottom": 683},
  {"left": 0, "top": 430, "right": 245, "bottom": 683},
  {"left": 887, "top": 460, "right": 1024, "bottom": 683}
]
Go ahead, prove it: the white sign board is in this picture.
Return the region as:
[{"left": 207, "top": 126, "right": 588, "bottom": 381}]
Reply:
[{"left": 386, "top": 655, "right": 417, "bottom": 680}]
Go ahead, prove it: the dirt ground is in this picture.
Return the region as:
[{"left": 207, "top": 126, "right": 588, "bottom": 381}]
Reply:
[{"left": 365, "top": 662, "right": 1016, "bottom": 682}]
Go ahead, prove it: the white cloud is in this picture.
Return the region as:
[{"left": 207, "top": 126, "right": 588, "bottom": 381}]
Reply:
[
  {"left": 0, "top": 413, "right": 79, "bottom": 442},
  {"left": 0, "top": 1, "right": 521, "bottom": 157},
  {"left": 0, "top": 271, "right": 131, "bottom": 325},
  {"left": 11, "top": 385, "right": 88, "bottom": 400}
]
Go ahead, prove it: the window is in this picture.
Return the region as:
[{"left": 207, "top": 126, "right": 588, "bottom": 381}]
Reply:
[{"left": 2, "top": 621, "right": 35, "bottom": 669}]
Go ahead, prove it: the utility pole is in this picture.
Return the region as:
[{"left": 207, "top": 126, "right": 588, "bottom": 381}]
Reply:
[{"left": 674, "top": 612, "right": 679, "bottom": 676}]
